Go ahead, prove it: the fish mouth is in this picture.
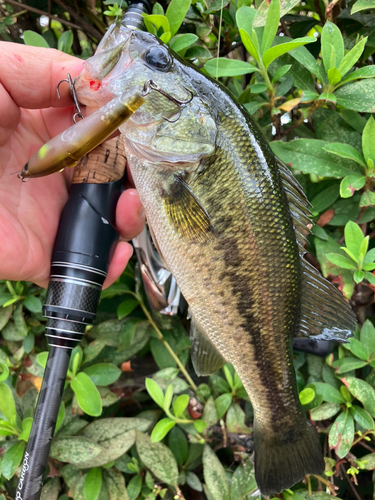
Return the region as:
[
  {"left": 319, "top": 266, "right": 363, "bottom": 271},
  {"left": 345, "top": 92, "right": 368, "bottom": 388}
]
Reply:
[{"left": 74, "top": 25, "right": 135, "bottom": 108}]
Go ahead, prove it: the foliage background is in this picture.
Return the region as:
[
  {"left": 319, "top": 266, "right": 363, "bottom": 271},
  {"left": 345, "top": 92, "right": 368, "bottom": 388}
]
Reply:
[{"left": 0, "top": 0, "right": 375, "bottom": 498}]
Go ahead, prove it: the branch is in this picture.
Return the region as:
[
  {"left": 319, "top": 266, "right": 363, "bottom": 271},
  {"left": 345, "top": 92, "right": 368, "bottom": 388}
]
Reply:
[
  {"left": 4, "top": 0, "right": 82, "bottom": 30},
  {"left": 53, "top": 0, "right": 103, "bottom": 41}
]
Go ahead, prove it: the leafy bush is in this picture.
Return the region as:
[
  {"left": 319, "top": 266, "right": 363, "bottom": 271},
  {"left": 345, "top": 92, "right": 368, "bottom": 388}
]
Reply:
[{"left": 1, "top": 0, "right": 375, "bottom": 498}]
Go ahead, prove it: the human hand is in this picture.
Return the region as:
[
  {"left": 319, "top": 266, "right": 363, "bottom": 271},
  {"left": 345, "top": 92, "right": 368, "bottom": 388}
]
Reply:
[{"left": 0, "top": 42, "right": 145, "bottom": 288}]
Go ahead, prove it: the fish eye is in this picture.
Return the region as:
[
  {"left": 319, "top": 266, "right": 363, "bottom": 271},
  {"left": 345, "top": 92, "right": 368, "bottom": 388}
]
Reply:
[{"left": 144, "top": 46, "right": 171, "bottom": 71}]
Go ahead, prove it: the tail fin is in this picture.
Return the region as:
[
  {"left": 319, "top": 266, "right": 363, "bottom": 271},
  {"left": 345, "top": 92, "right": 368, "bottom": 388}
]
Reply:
[{"left": 254, "top": 420, "right": 324, "bottom": 495}]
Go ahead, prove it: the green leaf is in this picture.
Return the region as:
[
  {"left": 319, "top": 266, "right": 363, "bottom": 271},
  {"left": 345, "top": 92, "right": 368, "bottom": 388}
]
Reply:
[
  {"left": 166, "top": 0, "right": 191, "bottom": 36},
  {"left": 314, "top": 382, "right": 345, "bottom": 404},
  {"left": 272, "top": 64, "right": 292, "bottom": 84},
  {"left": 360, "top": 191, "right": 375, "bottom": 208},
  {"left": 37, "top": 351, "right": 48, "bottom": 369},
  {"left": 311, "top": 184, "right": 340, "bottom": 213},
  {"left": 117, "top": 299, "right": 139, "bottom": 319},
  {"left": 84, "top": 468, "right": 102, "bottom": 500},
  {"left": 2, "top": 441, "right": 25, "bottom": 479},
  {"left": 215, "top": 393, "right": 232, "bottom": 419},
  {"left": 76, "top": 418, "right": 150, "bottom": 468},
  {"left": 71, "top": 373, "right": 102, "bottom": 417},
  {"left": 348, "top": 337, "right": 368, "bottom": 360},
  {"left": 136, "top": 431, "right": 179, "bottom": 486},
  {"left": 360, "top": 320, "right": 375, "bottom": 358},
  {"left": 19, "top": 417, "right": 33, "bottom": 442},
  {"left": 163, "top": 384, "right": 173, "bottom": 413},
  {"left": 271, "top": 139, "right": 361, "bottom": 178},
  {"left": 333, "top": 357, "right": 367, "bottom": 373},
  {"left": 363, "top": 116, "right": 375, "bottom": 164},
  {"left": 253, "top": 0, "right": 301, "bottom": 27},
  {"left": 103, "top": 468, "right": 128, "bottom": 500},
  {"left": 58, "top": 30, "right": 73, "bottom": 53},
  {"left": 143, "top": 14, "right": 170, "bottom": 34},
  {"left": 160, "top": 31, "right": 171, "bottom": 44},
  {"left": 263, "top": 37, "right": 316, "bottom": 69},
  {"left": 168, "top": 426, "right": 189, "bottom": 466},
  {"left": 204, "top": 58, "right": 257, "bottom": 78},
  {"left": 345, "top": 220, "right": 364, "bottom": 260},
  {"left": 323, "top": 144, "right": 366, "bottom": 168},
  {"left": 261, "top": 0, "right": 280, "bottom": 55},
  {"left": 326, "top": 253, "right": 357, "bottom": 269},
  {"left": 127, "top": 474, "right": 142, "bottom": 500},
  {"left": 173, "top": 394, "right": 189, "bottom": 417},
  {"left": 350, "top": 406, "right": 374, "bottom": 430},
  {"left": 151, "top": 418, "right": 176, "bottom": 442},
  {"left": 335, "top": 80, "right": 375, "bottom": 112},
  {"left": 203, "top": 444, "right": 230, "bottom": 500},
  {"left": 354, "top": 270, "right": 364, "bottom": 283},
  {"left": 23, "top": 295, "right": 42, "bottom": 313},
  {"left": 329, "top": 410, "right": 354, "bottom": 458},
  {"left": 226, "top": 403, "right": 251, "bottom": 434},
  {"left": 51, "top": 436, "right": 102, "bottom": 464},
  {"left": 0, "top": 382, "right": 17, "bottom": 424},
  {"left": 170, "top": 34, "right": 198, "bottom": 52},
  {"left": 230, "top": 460, "right": 257, "bottom": 499},
  {"left": 340, "top": 66, "right": 375, "bottom": 87},
  {"left": 146, "top": 378, "right": 165, "bottom": 408},
  {"left": 289, "top": 44, "right": 325, "bottom": 83},
  {"left": 338, "top": 38, "right": 367, "bottom": 77},
  {"left": 328, "top": 67, "right": 341, "bottom": 86},
  {"left": 23, "top": 30, "right": 50, "bottom": 48},
  {"left": 83, "top": 363, "right": 121, "bottom": 386},
  {"left": 310, "top": 403, "right": 341, "bottom": 421},
  {"left": 364, "top": 271, "right": 375, "bottom": 284},
  {"left": 344, "top": 377, "right": 375, "bottom": 417},
  {"left": 299, "top": 387, "right": 315, "bottom": 405},
  {"left": 351, "top": 0, "right": 375, "bottom": 13},
  {"left": 340, "top": 175, "right": 366, "bottom": 198},
  {"left": 204, "top": 0, "right": 230, "bottom": 13},
  {"left": 83, "top": 340, "right": 107, "bottom": 365},
  {"left": 321, "top": 21, "right": 344, "bottom": 71},
  {"left": 186, "top": 471, "right": 203, "bottom": 492}
]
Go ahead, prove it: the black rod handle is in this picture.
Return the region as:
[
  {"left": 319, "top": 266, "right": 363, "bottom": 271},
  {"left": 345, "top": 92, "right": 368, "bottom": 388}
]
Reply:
[{"left": 16, "top": 179, "right": 121, "bottom": 500}]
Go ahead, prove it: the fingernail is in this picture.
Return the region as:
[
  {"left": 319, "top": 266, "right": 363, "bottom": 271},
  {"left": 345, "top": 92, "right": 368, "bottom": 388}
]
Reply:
[{"left": 138, "top": 205, "right": 145, "bottom": 219}]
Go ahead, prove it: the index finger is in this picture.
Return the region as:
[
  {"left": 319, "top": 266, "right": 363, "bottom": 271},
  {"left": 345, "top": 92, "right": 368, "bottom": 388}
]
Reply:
[{"left": 0, "top": 42, "right": 84, "bottom": 109}]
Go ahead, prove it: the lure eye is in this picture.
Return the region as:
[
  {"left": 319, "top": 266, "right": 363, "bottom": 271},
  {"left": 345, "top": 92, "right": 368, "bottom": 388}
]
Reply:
[{"left": 144, "top": 46, "right": 172, "bottom": 71}]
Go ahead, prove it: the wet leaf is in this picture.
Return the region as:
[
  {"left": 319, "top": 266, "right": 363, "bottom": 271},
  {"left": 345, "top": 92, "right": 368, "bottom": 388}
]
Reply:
[
  {"left": 76, "top": 418, "right": 151, "bottom": 468},
  {"left": 335, "top": 80, "right": 375, "bottom": 113},
  {"left": 203, "top": 444, "right": 230, "bottom": 500},
  {"left": 136, "top": 431, "right": 179, "bottom": 486},
  {"left": 343, "top": 377, "right": 375, "bottom": 417},
  {"left": 311, "top": 403, "right": 342, "bottom": 421},
  {"left": 329, "top": 410, "right": 354, "bottom": 458},
  {"left": 271, "top": 139, "right": 361, "bottom": 177},
  {"left": 50, "top": 436, "right": 102, "bottom": 464},
  {"left": 103, "top": 468, "right": 128, "bottom": 500}
]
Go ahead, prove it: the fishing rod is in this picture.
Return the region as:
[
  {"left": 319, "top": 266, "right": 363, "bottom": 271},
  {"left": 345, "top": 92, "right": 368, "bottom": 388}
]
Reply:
[{"left": 15, "top": 2, "right": 151, "bottom": 499}]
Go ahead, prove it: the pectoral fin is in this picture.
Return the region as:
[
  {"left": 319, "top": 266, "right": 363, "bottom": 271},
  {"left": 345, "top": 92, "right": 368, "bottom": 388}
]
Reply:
[
  {"left": 163, "top": 175, "right": 214, "bottom": 244},
  {"left": 190, "top": 312, "right": 226, "bottom": 376}
]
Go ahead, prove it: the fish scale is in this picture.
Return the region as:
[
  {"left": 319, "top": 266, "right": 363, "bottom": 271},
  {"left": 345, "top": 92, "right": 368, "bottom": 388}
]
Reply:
[{"left": 75, "top": 24, "right": 356, "bottom": 494}]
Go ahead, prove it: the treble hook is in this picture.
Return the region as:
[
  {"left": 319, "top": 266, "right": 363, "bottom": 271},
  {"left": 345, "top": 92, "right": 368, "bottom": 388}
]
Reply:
[
  {"left": 142, "top": 79, "right": 194, "bottom": 123},
  {"left": 57, "top": 73, "right": 84, "bottom": 124}
]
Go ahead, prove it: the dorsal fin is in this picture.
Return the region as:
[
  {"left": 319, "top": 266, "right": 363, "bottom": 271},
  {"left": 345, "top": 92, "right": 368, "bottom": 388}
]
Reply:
[
  {"left": 190, "top": 312, "right": 226, "bottom": 376},
  {"left": 277, "top": 158, "right": 356, "bottom": 341}
]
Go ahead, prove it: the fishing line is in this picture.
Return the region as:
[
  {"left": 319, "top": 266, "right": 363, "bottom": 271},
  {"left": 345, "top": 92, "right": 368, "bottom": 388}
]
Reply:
[{"left": 216, "top": 0, "right": 224, "bottom": 79}]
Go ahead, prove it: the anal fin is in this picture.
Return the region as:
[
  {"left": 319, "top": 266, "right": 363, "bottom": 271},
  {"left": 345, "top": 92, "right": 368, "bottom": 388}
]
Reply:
[
  {"left": 190, "top": 312, "right": 226, "bottom": 376},
  {"left": 298, "top": 259, "right": 356, "bottom": 341}
]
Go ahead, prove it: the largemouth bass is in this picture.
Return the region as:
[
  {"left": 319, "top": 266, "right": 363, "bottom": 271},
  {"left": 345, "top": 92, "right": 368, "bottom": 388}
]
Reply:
[{"left": 75, "top": 24, "right": 356, "bottom": 494}]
